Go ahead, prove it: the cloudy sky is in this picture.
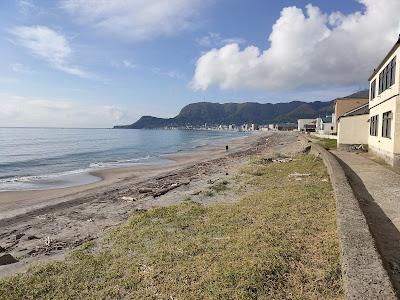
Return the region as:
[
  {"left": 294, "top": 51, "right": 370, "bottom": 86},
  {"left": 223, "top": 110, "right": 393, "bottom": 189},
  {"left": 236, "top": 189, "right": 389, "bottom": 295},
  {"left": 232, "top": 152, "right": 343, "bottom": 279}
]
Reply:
[{"left": 1, "top": 0, "right": 399, "bottom": 127}]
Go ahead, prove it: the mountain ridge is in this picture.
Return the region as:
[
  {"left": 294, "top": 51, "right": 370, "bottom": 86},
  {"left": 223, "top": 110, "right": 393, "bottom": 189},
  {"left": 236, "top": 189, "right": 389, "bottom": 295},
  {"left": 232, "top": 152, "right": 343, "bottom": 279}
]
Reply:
[{"left": 115, "top": 90, "right": 368, "bottom": 129}]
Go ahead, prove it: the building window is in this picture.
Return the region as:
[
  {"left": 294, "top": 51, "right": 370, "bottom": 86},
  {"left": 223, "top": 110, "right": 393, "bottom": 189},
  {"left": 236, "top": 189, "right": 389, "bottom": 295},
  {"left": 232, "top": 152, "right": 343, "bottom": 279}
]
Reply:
[
  {"left": 378, "top": 57, "right": 397, "bottom": 94},
  {"left": 382, "top": 111, "right": 392, "bottom": 138},
  {"left": 370, "top": 115, "right": 378, "bottom": 136},
  {"left": 370, "top": 79, "right": 376, "bottom": 99},
  {"left": 391, "top": 57, "right": 396, "bottom": 86}
]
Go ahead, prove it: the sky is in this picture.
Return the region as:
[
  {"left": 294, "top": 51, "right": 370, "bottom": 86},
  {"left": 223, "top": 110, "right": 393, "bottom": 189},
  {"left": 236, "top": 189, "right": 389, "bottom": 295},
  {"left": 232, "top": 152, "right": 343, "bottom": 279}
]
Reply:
[{"left": 0, "top": 0, "right": 399, "bottom": 128}]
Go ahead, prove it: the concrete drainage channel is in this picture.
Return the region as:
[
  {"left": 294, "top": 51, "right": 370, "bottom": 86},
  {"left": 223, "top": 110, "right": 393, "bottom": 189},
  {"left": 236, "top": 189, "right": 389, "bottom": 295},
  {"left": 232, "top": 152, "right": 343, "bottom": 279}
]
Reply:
[{"left": 310, "top": 143, "right": 397, "bottom": 299}]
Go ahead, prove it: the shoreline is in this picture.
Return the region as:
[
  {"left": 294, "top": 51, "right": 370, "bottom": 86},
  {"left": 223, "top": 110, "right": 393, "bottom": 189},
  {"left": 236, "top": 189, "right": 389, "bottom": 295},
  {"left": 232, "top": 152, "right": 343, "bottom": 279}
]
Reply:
[
  {"left": 0, "top": 133, "right": 259, "bottom": 221},
  {"left": 0, "top": 131, "right": 308, "bottom": 279}
]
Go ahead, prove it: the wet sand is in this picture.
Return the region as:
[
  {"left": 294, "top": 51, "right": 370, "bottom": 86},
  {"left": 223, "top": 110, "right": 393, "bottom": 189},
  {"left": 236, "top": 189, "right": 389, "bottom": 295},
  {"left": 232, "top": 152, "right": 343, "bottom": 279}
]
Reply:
[{"left": 0, "top": 134, "right": 256, "bottom": 221}]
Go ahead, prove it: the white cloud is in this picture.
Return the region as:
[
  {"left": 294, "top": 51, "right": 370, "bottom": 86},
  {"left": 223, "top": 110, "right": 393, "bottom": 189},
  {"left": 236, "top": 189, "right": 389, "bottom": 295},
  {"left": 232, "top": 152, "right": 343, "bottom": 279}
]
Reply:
[
  {"left": 0, "top": 95, "right": 128, "bottom": 128},
  {"left": 11, "top": 63, "right": 33, "bottom": 74},
  {"left": 192, "top": 0, "right": 400, "bottom": 91},
  {"left": 61, "top": 0, "right": 209, "bottom": 41},
  {"left": 17, "top": 0, "right": 35, "bottom": 15},
  {"left": 196, "top": 32, "right": 246, "bottom": 48},
  {"left": 9, "top": 26, "right": 101, "bottom": 81}
]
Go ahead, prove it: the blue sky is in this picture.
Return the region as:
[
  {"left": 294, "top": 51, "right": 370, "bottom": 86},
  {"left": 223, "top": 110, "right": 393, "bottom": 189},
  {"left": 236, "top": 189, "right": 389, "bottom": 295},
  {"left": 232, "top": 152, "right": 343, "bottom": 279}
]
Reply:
[{"left": 0, "top": 0, "right": 399, "bottom": 127}]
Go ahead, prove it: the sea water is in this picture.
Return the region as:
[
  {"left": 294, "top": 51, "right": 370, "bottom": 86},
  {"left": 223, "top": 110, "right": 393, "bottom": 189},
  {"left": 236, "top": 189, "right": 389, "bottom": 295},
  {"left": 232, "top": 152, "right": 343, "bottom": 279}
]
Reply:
[{"left": 0, "top": 128, "right": 249, "bottom": 191}]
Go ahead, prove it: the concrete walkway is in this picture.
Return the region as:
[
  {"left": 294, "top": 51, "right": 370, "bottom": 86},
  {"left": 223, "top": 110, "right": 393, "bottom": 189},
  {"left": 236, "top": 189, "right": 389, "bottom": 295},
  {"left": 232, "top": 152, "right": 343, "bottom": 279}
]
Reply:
[
  {"left": 332, "top": 150, "right": 400, "bottom": 293},
  {"left": 333, "top": 151, "right": 400, "bottom": 229}
]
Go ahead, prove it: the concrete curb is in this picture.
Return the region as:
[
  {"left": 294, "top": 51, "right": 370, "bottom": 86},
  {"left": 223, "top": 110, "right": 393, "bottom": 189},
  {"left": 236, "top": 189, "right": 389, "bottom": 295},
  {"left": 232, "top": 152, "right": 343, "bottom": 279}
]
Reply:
[{"left": 310, "top": 143, "right": 397, "bottom": 299}]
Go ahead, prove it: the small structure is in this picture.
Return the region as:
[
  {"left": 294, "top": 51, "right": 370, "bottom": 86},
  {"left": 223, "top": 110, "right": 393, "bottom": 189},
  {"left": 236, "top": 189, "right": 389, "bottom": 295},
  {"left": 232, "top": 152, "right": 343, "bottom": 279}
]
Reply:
[
  {"left": 368, "top": 36, "right": 400, "bottom": 167},
  {"left": 334, "top": 92, "right": 369, "bottom": 133},
  {"left": 337, "top": 104, "right": 369, "bottom": 147},
  {"left": 298, "top": 119, "right": 316, "bottom": 131}
]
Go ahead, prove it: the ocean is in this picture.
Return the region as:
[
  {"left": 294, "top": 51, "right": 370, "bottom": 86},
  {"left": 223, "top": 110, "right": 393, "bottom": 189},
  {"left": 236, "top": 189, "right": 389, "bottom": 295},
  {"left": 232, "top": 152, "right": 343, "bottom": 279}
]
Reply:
[{"left": 0, "top": 128, "right": 249, "bottom": 191}]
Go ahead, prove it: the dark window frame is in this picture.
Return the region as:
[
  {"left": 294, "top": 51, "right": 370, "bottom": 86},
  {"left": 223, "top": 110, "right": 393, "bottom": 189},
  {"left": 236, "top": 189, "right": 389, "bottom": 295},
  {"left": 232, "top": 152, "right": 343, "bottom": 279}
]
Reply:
[
  {"left": 378, "top": 56, "right": 397, "bottom": 94},
  {"left": 382, "top": 111, "right": 392, "bottom": 138},
  {"left": 370, "top": 115, "right": 379, "bottom": 136},
  {"left": 370, "top": 79, "right": 376, "bottom": 100},
  {"left": 391, "top": 57, "right": 396, "bottom": 86}
]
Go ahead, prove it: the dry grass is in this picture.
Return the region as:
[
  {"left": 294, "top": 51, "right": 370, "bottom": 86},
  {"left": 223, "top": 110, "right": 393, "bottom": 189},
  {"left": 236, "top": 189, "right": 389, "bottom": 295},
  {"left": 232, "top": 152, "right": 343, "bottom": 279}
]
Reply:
[{"left": 0, "top": 154, "right": 342, "bottom": 300}]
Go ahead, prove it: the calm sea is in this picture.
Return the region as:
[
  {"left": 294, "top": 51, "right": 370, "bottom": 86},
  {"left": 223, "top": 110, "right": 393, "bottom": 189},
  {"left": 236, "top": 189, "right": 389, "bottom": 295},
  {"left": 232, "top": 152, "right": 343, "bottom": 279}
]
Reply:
[{"left": 0, "top": 128, "right": 248, "bottom": 191}]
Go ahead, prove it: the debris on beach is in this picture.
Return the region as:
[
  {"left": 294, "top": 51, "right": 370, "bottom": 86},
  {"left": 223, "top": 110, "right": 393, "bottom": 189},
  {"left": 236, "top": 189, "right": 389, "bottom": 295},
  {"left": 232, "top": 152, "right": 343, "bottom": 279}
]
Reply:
[
  {"left": 15, "top": 233, "right": 24, "bottom": 240},
  {"left": 0, "top": 253, "right": 18, "bottom": 265},
  {"left": 153, "top": 180, "right": 190, "bottom": 198},
  {"left": 273, "top": 157, "right": 293, "bottom": 163},
  {"left": 121, "top": 196, "right": 136, "bottom": 201}
]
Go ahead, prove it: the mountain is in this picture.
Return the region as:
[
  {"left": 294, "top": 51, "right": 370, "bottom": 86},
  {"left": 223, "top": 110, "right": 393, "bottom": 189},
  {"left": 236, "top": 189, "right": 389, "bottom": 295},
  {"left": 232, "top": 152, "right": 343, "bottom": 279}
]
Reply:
[
  {"left": 114, "top": 90, "right": 369, "bottom": 129},
  {"left": 114, "top": 100, "right": 336, "bottom": 129}
]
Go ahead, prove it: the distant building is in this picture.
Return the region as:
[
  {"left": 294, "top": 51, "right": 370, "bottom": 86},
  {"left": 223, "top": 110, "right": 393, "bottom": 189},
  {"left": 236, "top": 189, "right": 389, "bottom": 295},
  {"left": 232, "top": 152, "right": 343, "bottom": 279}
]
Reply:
[
  {"left": 276, "top": 123, "right": 297, "bottom": 131},
  {"left": 334, "top": 93, "right": 369, "bottom": 133},
  {"left": 368, "top": 36, "right": 400, "bottom": 166},
  {"left": 298, "top": 119, "right": 316, "bottom": 131},
  {"left": 337, "top": 104, "right": 369, "bottom": 147}
]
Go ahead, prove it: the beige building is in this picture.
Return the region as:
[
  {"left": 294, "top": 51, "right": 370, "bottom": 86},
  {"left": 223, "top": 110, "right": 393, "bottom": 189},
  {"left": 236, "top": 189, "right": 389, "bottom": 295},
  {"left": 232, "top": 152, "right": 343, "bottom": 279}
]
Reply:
[
  {"left": 368, "top": 37, "right": 400, "bottom": 167},
  {"left": 334, "top": 92, "right": 369, "bottom": 133},
  {"left": 337, "top": 104, "right": 369, "bottom": 147}
]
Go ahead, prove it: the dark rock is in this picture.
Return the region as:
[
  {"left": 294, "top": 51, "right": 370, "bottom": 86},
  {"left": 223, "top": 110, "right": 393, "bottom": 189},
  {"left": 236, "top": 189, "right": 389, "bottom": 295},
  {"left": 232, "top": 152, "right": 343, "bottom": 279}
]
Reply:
[
  {"left": 15, "top": 233, "right": 24, "bottom": 240},
  {"left": 0, "top": 246, "right": 5, "bottom": 253},
  {"left": 0, "top": 254, "right": 18, "bottom": 265},
  {"left": 27, "top": 235, "right": 40, "bottom": 240}
]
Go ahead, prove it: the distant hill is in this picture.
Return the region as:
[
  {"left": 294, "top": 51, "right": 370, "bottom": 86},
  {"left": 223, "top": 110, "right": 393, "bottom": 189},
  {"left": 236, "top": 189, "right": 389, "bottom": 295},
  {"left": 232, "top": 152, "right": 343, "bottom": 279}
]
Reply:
[{"left": 114, "top": 90, "right": 368, "bottom": 129}]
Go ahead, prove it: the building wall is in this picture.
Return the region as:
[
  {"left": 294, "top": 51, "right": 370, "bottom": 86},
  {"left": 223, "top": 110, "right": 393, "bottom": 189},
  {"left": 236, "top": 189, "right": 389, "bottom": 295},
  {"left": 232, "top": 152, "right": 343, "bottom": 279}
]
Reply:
[
  {"left": 334, "top": 98, "right": 369, "bottom": 132},
  {"left": 338, "top": 114, "right": 369, "bottom": 146},
  {"left": 297, "top": 119, "right": 315, "bottom": 131},
  {"left": 368, "top": 45, "right": 400, "bottom": 166}
]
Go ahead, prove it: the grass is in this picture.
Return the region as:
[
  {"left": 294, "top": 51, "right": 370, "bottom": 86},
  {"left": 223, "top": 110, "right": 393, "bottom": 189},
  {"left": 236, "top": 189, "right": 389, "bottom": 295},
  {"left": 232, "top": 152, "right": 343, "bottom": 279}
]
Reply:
[
  {"left": 316, "top": 138, "right": 337, "bottom": 150},
  {"left": 210, "top": 180, "right": 230, "bottom": 193},
  {"left": 0, "top": 155, "right": 342, "bottom": 300}
]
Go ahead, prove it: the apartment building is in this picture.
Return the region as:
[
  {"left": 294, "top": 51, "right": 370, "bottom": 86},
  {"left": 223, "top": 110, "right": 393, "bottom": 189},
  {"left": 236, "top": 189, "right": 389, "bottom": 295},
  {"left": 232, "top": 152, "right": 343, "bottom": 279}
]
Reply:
[{"left": 368, "top": 36, "right": 400, "bottom": 166}]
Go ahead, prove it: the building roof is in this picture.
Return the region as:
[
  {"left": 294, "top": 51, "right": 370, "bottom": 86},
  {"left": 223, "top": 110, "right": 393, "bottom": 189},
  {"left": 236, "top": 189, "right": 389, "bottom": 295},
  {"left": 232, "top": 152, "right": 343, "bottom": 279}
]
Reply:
[
  {"left": 339, "top": 103, "right": 369, "bottom": 119},
  {"left": 368, "top": 35, "right": 400, "bottom": 81}
]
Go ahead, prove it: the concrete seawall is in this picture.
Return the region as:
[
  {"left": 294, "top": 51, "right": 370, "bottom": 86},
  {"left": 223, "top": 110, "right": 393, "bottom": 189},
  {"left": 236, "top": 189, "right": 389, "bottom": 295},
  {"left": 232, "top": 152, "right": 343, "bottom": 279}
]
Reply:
[{"left": 310, "top": 143, "right": 397, "bottom": 299}]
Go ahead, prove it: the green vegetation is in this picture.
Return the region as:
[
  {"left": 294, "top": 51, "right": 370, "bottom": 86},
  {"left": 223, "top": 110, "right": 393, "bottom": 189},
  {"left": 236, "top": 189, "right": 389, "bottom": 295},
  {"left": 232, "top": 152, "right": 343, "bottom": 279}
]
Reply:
[
  {"left": 210, "top": 180, "right": 230, "bottom": 193},
  {"left": 0, "top": 155, "right": 342, "bottom": 300},
  {"left": 316, "top": 138, "right": 337, "bottom": 150}
]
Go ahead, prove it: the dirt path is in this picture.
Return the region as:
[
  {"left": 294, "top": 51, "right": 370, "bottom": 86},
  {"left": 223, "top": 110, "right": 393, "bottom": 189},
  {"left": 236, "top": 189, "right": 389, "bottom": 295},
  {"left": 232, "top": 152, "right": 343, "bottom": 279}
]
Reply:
[{"left": 0, "top": 132, "right": 308, "bottom": 278}]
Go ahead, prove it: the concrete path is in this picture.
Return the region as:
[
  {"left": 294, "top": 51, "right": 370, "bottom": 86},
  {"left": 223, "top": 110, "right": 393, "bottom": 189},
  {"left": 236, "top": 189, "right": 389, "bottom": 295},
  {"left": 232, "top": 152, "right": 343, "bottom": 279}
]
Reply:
[
  {"left": 332, "top": 150, "right": 400, "bottom": 293},
  {"left": 333, "top": 151, "right": 400, "bottom": 229}
]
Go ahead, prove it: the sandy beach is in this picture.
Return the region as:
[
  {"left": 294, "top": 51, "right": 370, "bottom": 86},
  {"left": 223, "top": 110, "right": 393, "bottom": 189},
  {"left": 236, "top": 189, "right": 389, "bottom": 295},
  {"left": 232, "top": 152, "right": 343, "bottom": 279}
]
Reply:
[{"left": 0, "top": 131, "right": 309, "bottom": 277}]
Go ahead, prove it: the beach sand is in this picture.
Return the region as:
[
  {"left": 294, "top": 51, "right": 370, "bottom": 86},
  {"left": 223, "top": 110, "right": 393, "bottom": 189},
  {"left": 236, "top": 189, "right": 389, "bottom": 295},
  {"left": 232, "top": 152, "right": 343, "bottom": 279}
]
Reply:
[{"left": 0, "top": 131, "right": 309, "bottom": 278}]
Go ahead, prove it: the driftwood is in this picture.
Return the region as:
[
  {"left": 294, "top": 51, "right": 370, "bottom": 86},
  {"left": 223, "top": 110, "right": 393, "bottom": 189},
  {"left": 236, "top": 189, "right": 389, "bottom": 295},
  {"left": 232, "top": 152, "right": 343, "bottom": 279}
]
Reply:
[
  {"left": 138, "top": 188, "right": 153, "bottom": 194},
  {"left": 155, "top": 173, "right": 178, "bottom": 180},
  {"left": 153, "top": 180, "right": 190, "bottom": 198}
]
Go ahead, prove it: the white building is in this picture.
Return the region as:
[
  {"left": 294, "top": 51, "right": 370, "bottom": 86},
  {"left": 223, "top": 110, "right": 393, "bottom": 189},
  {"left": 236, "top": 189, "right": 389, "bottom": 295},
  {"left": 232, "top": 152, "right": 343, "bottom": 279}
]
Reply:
[
  {"left": 368, "top": 36, "right": 400, "bottom": 166},
  {"left": 297, "top": 119, "right": 316, "bottom": 131}
]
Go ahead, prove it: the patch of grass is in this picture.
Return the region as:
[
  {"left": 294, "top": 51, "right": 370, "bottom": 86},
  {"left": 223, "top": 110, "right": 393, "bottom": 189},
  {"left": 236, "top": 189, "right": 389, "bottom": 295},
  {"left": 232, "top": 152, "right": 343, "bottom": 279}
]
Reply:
[
  {"left": 202, "top": 190, "right": 214, "bottom": 197},
  {"left": 0, "top": 155, "right": 343, "bottom": 300},
  {"left": 210, "top": 180, "right": 230, "bottom": 193},
  {"left": 316, "top": 138, "right": 337, "bottom": 150}
]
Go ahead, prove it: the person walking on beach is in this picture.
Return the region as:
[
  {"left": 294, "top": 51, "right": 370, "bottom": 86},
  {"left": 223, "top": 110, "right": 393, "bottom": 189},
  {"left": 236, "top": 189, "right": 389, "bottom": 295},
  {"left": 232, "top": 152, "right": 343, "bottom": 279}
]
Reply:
[{"left": 226, "top": 145, "right": 229, "bottom": 151}]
